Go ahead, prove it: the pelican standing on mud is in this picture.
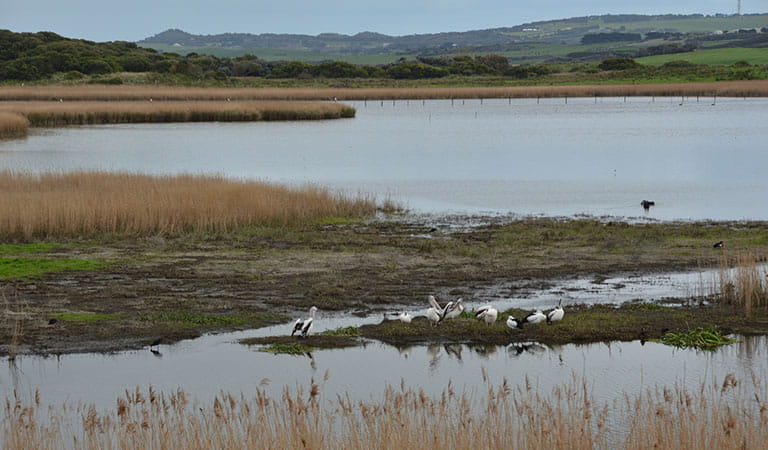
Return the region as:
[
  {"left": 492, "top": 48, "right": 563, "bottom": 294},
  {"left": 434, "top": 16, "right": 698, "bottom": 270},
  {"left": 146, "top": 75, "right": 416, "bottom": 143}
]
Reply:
[
  {"left": 291, "top": 306, "right": 318, "bottom": 338},
  {"left": 426, "top": 295, "right": 444, "bottom": 326},
  {"left": 475, "top": 305, "right": 498, "bottom": 324},
  {"left": 443, "top": 298, "right": 464, "bottom": 321}
]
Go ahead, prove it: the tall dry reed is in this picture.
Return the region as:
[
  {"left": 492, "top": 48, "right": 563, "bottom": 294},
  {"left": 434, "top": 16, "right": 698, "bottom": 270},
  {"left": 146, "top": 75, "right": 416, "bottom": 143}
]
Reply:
[
  {"left": 0, "top": 171, "right": 375, "bottom": 239},
  {"left": 1, "top": 81, "right": 767, "bottom": 102},
  {"left": 0, "top": 112, "right": 29, "bottom": 139},
  {"left": 0, "top": 101, "right": 354, "bottom": 127},
  {"left": 713, "top": 252, "right": 768, "bottom": 316},
  {"left": 2, "top": 374, "right": 767, "bottom": 449}
]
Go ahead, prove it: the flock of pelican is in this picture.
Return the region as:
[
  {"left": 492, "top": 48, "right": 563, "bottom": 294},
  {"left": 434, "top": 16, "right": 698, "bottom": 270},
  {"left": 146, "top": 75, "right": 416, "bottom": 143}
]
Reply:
[
  {"left": 290, "top": 297, "right": 565, "bottom": 339},
  {"left": 419, "top": 295, "right": 564, "bottom": 329}
]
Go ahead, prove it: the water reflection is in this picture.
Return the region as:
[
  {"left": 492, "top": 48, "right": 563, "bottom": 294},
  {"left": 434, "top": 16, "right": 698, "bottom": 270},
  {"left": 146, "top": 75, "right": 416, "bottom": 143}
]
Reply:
[{"left": 4, "top": 332, "right": 766, "bottom": 413}]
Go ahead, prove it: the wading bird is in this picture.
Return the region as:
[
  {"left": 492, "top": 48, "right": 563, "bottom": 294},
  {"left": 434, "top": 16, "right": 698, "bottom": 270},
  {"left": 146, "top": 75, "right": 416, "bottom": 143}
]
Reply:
[
  {"left": 506, "top": 315, "right": 519, "bottom": 329},
  {"left": 442, "top": 298, "right": 464, "bottom": 321},
  {"left": 475, "top": 305, "right": 498, "bottom": 325},
  {"left": 641, "top": 200, "right": 655, "bottom": 212},
  {"left": 547, "top": 300, "right": 565, "bottom": 324},
  {"left": 426, "top": 295, "right": 444, "bottom": 326},
  {"left": 519, "top": 310, "right": 546, "bottom": 328},
  {"left": 291, "top": 306, "right": 318, "bottom": 338}
]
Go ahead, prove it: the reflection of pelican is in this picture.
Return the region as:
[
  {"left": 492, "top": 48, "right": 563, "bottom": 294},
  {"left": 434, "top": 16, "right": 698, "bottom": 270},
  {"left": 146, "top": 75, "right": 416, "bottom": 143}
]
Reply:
[
  {"left": 443, "top": 298, "right": 464, "bottom": 320},
  {"left": 507, "top": 342, "right": 547, "bottom": 356},
  {"left": 396, "top": 345, "right": 413, "bottom": 359},
  {"left": 470, "top": 344, "right": 499, "bottom": 359},
  {"left": 426, "top": 295, "right": 444, "bottom": 326},
  {"left": 305, "top": 351, "right": 316, "bottom": 370},
  {"left": 520, "top": 310, "right": 545, "bottom": 328},
  {"left": 443, "top": 343, "right": 463, "bottom": 361},
  {"left": 475, "top": 305, "right": 498, "bottom": 324},
  {"left": 427, "top": 343, "right": 442, "bottom": 370},
  {"left": 547, "top": 300, "right": 564, "bottom": 323},
  {"left": 292, "top": 306, "right": 318, "bottom": 338}
]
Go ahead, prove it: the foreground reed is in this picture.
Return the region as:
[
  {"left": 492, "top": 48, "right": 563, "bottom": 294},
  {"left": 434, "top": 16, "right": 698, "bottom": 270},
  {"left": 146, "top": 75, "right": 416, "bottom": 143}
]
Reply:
[
  {"left": 2, "top": 374, "right": 767, "bottom": 449},
  {"left": 0, "top": 100, "right": 354, "bottom": 128},
  {"left": 0, "top": 171, "right": 375, "bottom": 238},
  {"left": 1, "top": 81, "right": 767, "bottom": 102},
  {"left": 713, "top": 252, "right": 768, "bottom": 316},
  {"left": 0, "top": 112, "right": 29, "bottom": 139}
]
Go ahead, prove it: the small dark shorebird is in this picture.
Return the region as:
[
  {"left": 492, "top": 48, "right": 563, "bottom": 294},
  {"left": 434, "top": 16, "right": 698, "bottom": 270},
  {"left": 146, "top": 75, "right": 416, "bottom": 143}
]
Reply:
[
  {"left": 641, "top": 200, "right": 655, "bottom": 212},
  {"left": 713, "top": 241, "right": 724, "bottom": 249}
]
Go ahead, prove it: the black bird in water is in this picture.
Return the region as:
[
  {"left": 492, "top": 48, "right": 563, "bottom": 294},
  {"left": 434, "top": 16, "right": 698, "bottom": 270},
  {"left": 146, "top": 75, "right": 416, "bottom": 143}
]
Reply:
[
  {"left": 47, "top": 318, "right": 58, "bottom": 325},
  {"left": 713, "top": 241, "right": 724, "bottom": 249},
  {"left": 641, "top": 200, "right": 655, "bottom": 212}
]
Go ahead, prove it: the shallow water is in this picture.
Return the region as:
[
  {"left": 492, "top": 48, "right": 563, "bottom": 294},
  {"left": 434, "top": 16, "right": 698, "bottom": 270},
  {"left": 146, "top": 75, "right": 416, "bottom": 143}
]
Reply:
[
  {"left": 1, "top": 267, "right": 762, "bottom": 411},
  {"left": 2, "top": 97, "right": 767, "bottom": 220}
]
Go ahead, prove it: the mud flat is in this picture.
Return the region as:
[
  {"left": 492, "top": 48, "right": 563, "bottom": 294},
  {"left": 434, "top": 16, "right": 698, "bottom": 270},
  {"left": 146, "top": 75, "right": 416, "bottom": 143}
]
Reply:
[{"left": 2, "top": 216, "right": 767, "bottom": 355}]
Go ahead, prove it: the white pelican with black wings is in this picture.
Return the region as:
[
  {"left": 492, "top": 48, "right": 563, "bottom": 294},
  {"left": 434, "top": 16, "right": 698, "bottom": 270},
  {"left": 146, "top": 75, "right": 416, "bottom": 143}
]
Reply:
[{"left": 291, "top": 306, "right": 318, "bottom": 338}]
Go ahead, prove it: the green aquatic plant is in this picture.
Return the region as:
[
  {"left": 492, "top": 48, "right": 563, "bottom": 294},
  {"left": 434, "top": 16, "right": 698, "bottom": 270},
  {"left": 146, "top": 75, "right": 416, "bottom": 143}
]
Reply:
[{"left": 658, "top": 326, "right": 736, "bottom": 351}]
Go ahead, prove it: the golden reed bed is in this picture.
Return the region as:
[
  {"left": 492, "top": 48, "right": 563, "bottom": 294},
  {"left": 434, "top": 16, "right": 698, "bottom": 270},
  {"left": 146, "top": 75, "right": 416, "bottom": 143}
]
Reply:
[
  {"left": 0, "top": 112, "right": 29, "bottom": 138},
  {"left": 1, "top": 80, "right": 768, "bottom": 102},
  {"left": 2, "top": 376, "right": 767, "bottom": 449},
  {"left": 0, "top": 171, "right": 375, "bottom": 238},
  {"left": 0, "top": 100, "right": 354, "bottom": 128}
]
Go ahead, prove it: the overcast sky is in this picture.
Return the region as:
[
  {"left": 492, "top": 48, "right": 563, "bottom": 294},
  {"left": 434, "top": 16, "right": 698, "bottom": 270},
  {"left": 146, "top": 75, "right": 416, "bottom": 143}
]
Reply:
[{"left": 1, "top": 0, "right": 765, "bottom": 42}]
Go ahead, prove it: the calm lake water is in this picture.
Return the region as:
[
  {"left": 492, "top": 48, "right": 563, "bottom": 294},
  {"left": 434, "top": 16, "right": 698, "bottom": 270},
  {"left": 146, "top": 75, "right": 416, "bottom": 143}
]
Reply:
[{"left": 1, "top": 96, "right": 767, "bottom": 220}]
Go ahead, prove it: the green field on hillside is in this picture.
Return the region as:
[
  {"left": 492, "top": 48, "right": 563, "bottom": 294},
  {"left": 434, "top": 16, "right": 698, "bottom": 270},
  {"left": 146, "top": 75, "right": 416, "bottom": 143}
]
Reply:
[{"left": 637, "top": 47, "right": 768, "bottom": 65}]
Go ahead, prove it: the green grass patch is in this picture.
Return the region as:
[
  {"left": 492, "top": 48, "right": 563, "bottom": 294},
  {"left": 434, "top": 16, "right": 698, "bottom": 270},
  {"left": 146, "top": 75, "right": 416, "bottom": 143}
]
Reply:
[
  {"left": 320, "top": 326, "right": 361, "bottom": 337},
  {"left": 139, "top": 311, "right": 283, "bottom": 327},
  {"left": 258, "top": 343, "right": 315, "bottom": 354},
  {"left": 637, "top": 48, "right": 768, "bottom": 66},
  {"left": 0, "top": 257, "right": 107, "bottom": 280},
  {"left": 49, "top": 312, "right": 124, "bottom": 323},
  {"left": 0, "top": 243, "right": 66, "bottom": 255},
  {"left": 657, "top": 326, "right": 737, "bottom": 351}
]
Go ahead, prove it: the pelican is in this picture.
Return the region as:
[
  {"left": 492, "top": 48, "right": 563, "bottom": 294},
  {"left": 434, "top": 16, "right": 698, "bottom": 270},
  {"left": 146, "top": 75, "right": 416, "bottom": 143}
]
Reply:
[
  {"left": 506, "top": 315, "right": 519, "bottom": 329},
  {"left": 398, "top": 312, "right": 413, "bottom": 323},
  {"left": 442, "top": 298, "right": 464, "bottom": 321},
  {"left": 426, "top": 295, "right": 444, "bottom": 326},
  {"left": 291, "top": 306, "right": 318, "bottom": 338},
  {"left": 475, "top": 305, "right": 498, "bottom": 324},
  {"left": 547, "top": 300, "right": 565, "bottom": 324},
  {"left": 519, "top": 309, "right": 546, "bottom": 328}
]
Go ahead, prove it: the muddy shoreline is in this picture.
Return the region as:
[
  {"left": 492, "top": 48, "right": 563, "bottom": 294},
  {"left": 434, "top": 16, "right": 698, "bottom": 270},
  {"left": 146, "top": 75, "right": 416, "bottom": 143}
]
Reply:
[{"left": 2, "top": 215, "right": 767, "bottom": 356}]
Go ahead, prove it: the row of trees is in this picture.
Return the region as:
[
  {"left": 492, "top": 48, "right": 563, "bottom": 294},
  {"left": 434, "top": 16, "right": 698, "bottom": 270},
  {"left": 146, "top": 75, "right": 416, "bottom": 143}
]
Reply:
[{"left": 0, "top": 30, "right": 560, "bottom": 81}]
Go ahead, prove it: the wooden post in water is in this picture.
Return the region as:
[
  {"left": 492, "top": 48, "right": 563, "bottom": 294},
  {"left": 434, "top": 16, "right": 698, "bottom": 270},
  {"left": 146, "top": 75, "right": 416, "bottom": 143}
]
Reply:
[
  {"left": 451, "top": 98, "right": 454, "bottom": 106},
  {"left": 537, "top": 96, "right": 540, "bottom": 104},
  {"left": 480, "top": 98, "right": 483, "bottom": 105},
  {"left": 565, "top": 96, "right": 568, "bottom": 104}
]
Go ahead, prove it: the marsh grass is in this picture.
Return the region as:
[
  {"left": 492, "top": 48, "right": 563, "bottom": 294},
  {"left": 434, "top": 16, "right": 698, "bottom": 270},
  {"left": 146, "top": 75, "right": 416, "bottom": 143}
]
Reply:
[
  {"left": 0, "top": 171, "right": 376, "bottom": 238},
  {"left": 0, "top": 257, "right": 107, "bottom": 280},
  {"left": 2, "top": 81, "right": 768, "bottom": 101},
  {"left": 712, "top": 252, "right": 768, "bottom": 316},
  {"left": 0, "top": 112, "right": 29, "bottom": 139},
  {"left": 0, "top": 100, "right": 354, "bottom": 128},
  {"left": 3, "top": 374, "right": 768, "bottom": 449}
]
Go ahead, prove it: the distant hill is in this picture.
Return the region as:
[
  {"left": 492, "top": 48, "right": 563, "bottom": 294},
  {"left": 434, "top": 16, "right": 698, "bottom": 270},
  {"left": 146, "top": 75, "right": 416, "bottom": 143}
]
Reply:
[{"left": 139, "top": 13, "right": 768, "bottom": 59}]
